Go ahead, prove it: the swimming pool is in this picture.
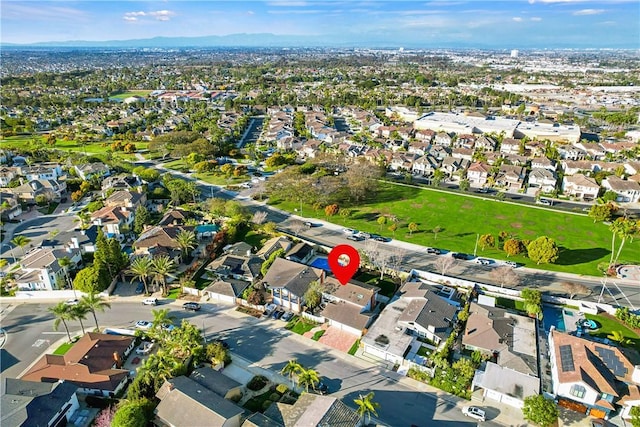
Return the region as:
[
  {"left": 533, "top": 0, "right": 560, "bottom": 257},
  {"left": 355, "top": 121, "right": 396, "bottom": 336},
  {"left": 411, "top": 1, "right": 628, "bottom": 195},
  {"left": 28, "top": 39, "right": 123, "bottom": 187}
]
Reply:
[
  {"left": 543, "top": 305, "right": 566, "bottom": 332},
  {"left": 309, "top": 256, "right": 331, "bottom": 272}
]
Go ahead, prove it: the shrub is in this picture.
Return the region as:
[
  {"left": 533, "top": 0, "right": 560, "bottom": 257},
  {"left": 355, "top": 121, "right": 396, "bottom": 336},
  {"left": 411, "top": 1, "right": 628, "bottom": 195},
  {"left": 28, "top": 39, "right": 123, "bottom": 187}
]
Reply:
[
  {"left": 270, "top": 392, "right": 281, "bottom": 401},
  {"left": 261, "top": 400, "right": 273, "bottom": 411},
  {"left": 276, "top": 384, "right": 289, "bottom": 394},
  {"left": 248, "top": 375, "right": 269, "bottom": 391}
]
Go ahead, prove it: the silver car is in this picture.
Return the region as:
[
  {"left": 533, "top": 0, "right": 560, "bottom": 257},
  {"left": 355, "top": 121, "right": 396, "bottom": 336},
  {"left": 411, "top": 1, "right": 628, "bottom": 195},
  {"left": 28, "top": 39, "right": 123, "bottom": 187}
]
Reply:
[{"left": 462, "top": 406, "right": 486, "bottom": 422}]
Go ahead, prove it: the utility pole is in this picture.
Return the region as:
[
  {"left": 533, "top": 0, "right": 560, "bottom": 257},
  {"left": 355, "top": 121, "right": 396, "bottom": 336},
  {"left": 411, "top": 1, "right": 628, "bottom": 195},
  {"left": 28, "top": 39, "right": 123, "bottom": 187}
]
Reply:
[{"left": 473, "top": 233, "right": 479, "bottom": 257}]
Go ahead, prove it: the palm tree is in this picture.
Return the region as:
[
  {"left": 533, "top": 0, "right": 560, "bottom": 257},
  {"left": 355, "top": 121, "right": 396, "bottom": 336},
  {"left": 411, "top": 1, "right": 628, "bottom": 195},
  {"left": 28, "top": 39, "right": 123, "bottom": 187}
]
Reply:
[
  {"left": 151, "top": 255, "right": 176, "bottom": 296},
  {"left": 608, "top": 330, "right": 631, "bottom": 346},
  {"left": 130, "top": 256, "right": 154, "bottom": 295},
  {"left": 298, "top": 367, "right": 320, "bottom": 393},
  {"left": 610, "top": 218, "right": 637, "bottom": 267},
  {"left": 151, "top": 308, "right": 176, "bottom": 337},
  {"left": 175, "top": 229, "right": 197, "bottom": 260},
  {"left": 80, "top": 292, "right": 111, "bottom": 331},
  {"left": 354, "top": 392, "right": 380, "bottom": 426},
  {"left": 10, "top": 235, "right": 31, "bottom": 257},
  {"left": 71, "top": 304, "right": 89, "bottom": 334},
  {"left": 75, "top": 211, "right": 91, "bottom": 229},
  {"left": 57, "top": 256, "right": 74, "bottom": 295},
  {"left": 49, "top": 302, "right": 74, "bottom": 342},
  {"left": 281, "top": 359, "right": 303, "bottom": 387}
]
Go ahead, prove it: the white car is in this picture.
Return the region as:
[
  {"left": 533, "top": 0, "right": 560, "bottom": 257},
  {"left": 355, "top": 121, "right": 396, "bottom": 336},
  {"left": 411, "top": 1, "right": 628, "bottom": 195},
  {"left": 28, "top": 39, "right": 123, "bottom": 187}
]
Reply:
[
  {"left": 537, "top": 198, "right": 552, "bottom": 206},
  {"left": 135, "top": 320, "right": 153, "bottom": 330},
  {"left": 142, "top": 297, "right": 158, "bottom": 306},
  {"left": 342, "top": 228, "right": 357, "bottom": 235},
  {"left": 505, "top": 261, "right": 518, "bottom": 268},
  {"left": 474, "top": 258, "right": 492, "bottom": 265},
  {"left": 135, "top": 342, "right": 155, "bottom": 355},
  {"left": 462, "top": 406, "right": 486, "bottom": 422},
  {"left": 65, "top": 299, "right": 79, "bottom": 306}
]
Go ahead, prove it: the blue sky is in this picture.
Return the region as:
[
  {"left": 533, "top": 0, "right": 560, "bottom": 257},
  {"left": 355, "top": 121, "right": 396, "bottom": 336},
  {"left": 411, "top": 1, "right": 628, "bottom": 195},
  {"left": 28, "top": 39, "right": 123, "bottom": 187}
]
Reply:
[{"left": 1, "top": 1, "right": 638, "bottom": 48}]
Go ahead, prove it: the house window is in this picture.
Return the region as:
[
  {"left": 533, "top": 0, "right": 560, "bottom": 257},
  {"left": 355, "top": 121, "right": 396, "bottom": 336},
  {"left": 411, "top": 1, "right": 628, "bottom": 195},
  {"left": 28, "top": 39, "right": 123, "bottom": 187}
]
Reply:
[{"left": 570, "top": 384, "right": 586, "bottom": 399}]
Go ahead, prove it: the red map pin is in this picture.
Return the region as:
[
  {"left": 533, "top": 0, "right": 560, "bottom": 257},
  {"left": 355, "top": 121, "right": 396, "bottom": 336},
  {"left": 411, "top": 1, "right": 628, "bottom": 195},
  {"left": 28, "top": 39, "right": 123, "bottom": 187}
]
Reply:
[{"left": 328, "top": 244, "right": 360, "bottom": 285}]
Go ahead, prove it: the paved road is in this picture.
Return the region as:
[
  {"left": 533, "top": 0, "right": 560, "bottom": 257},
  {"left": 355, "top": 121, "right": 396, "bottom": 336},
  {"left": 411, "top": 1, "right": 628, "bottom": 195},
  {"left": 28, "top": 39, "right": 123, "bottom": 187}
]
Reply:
[{"left": 0, "top": 300, "right": 493, "bottom": 426}]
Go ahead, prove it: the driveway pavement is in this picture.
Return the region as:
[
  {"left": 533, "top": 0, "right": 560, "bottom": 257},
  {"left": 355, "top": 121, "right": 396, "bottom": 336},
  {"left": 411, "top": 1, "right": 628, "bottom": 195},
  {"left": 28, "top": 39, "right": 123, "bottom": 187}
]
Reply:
[{"left": 318, "top": 326, "right": 358, "bottom": 353}]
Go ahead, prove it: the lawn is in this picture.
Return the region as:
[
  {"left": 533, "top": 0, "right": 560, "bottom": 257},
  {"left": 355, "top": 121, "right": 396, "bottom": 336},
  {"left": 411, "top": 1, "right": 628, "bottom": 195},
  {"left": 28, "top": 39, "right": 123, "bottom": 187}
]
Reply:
[
  {"left": 353, "top": 271, "right": 398, "bottom": 298},
  {"left": 348, "top": 339, "right": 360, "bottom": 355},
  {"left": 270, "top": 181, "right": 639, "bottom": 275},
  {"left": 585, "top": 313, "right": 640, "bottom": 351},
  {"left": 0, "top": 135, "right": 147, "bottom": 160},
  {"left": 166, "top": 288, "right": 181, "bottom": 300},
  {"left": 238, "top": 230, "right": 271, "bottom": 248},
  {"left": 417, "top": 346, "right": 432, "bottom": 357},
  {"left": 495, "top": 297, "right": 526, "bottom": 312},
  {"left": 193, "top": 172, "right": 251, "bottom": 186},
  {"left": 311, "top": 330, "right": 325, "bottom": 341},
  {"left": 109, "top": 90, "right": 153, "bottom": 100},
  {"left": 285, "top": 317, "right": 317, "bottom": 335},
  {"left": 53, "top": 342, "right": 74, "bottom": 355}
]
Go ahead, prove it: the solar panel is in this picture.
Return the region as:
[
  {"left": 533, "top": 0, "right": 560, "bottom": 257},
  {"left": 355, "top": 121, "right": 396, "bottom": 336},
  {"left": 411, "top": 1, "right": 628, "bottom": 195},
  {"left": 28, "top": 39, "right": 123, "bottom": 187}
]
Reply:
[
  {"left": 596, "top": 346, "right": 628, "bottom": 377},
  {"left": 559, "top": 345, "right": 575, "bottom": 372}
]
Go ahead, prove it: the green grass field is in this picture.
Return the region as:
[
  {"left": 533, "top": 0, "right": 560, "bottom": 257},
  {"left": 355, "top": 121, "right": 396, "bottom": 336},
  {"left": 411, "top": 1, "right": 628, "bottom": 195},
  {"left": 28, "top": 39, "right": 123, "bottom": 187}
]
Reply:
[
  {"left": 0, "top": 135, "right": 147, "bottom": 160},
  {"left": 271, "top": 182, "right": 639, "bottom": 275},
  {"left": 53, "top": 342, "right": 74, "bottom": 355},
  {"left": 109, "top": 90, "right": 153, "bottom": 100}
]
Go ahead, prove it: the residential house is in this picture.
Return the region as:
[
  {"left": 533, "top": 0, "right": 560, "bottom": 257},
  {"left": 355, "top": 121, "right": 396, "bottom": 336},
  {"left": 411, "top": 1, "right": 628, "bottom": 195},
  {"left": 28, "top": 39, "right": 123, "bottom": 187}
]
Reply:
[
  {"left": 623, "top": 161, "right": 640, "bottom": 177},
  {"left": 549, "top": 329, "right": 640, "bottom": 419},
  {"left": 285, "top": 242, "right": 315, "bottom": 264},
  {"left": 155, "top": 375, "right": 244, "bottom": 427},
  {"left": 577, "top": 142, "right": 607, "bottom": 160},
  {"left": 411, "top": 155, "right": 439, "bottom": 176},
  {"left": 6, "top": 180, "right": 48, "bottom": 205},
  {"left": 204, "top": 278, "right": 251, "bottom": 305},
  {"left": 0, "top": 192, "right": 22, "bottom": 221},
  {"left": 467, "top": 162, "right": 491, "bottom": 187},
  {"left": 21, "top": 333, "right": 134, "bottom": 397},
  {"left": 104, "top": 190, "right": 147, "bottom": 210},
  {"left": 500, "top": 138, "right": 521, "bottom": 155},
  {"left": 495, "top": 165, "right": 526, "bottom": 191},
  {"left": 562, "top": 174, "right": 600, "bottom": 201},
  {"left": 362, "top": 282, "right": 458, "bottom": 365},
  {"left": 562, "top": 160, "right": 599, "bottom": 176},
  {"left": 472, "top": 362, "right": 539, "bottom": 409},
  {"left": 263, "top": 393, "right": 360, "bottom": 427},
  {"left": 133, "top": 225, "right": 195, "bottom": 261},
  {"left": 407, "top": 140, "right": 431, "bottom": 156},
  {"left": 451, "top": 147, "right": 474, "bottom": 162},
  {"left": 531, "top": 157, "right": 557, "bottom": 171},
  {"left": 528, "top": 169, "right": 558, "bottom": 193},
  {"left": 205, "top": 254, "right": 262, "bottom": 283},
  {"left": 456, "top": 134, "right": 476, "bottom": 149},
  {"left": 14, "top": 247, "right": 81, "bottom": 291},
  {"left": 434, "top": 132, "right": 453, "bottom": 147},
  {"left": 261, "top": 258, "right": 323, "bottom": 313},
  {"left": 0, "top": 167, "right": 16, "bottom": 187},
  {"left": 474, "top": 135, "right": 497, "bottom": 152},
  {"left": 74, "top": 163, "right": 110, "bottom": 181},
  {"left": 256, "top": 236, "right": 293, "bottom": 260},
  {"left": 90, "top": 206, "right": 133, "bottom": 239},
  {"left": 2, "top": 378, "right": 80, "bottom": 427},
  {"left": 320, "top": 277, "right": 380, "bottom": 336},
  {"left": 440, "top": 157, "right": 469, "bottom": 180},
  {"left": 414, "top": 129, "right": 435, "bottom": 143},
  {"left": 158, "top": 209, "right": 189, "bottom": 226},
  {"left": 189, "top": 366, "right": 243, "bottom": 401},
  {"left": 224, "top": 241, "right": 254, "bottom": 257},
  {"left": 502, "top": 154, "right": 529, "bottom": 167},
  {"left": 558, "top": 145, "right": 587, "bottom": 161},
  {"left": 21, "top": 163, "right": 63, "bottom": 181},
  {"left": 462, "top": 303, "right": 538, "bottom": 376},
  {"left": 428, "top": 144, "right": 451, "bottom": 161},
  {"left": 389, "top": 153, "right": 420, "bottom": 172},
  {"left": 602, "top": 176, "right": 640, "bottom": 203}
]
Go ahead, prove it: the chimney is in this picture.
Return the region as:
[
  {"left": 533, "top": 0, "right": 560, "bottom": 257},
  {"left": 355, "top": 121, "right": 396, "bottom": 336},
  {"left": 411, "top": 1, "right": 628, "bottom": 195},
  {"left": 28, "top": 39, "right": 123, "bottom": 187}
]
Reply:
[
  {"left": 71, "top": 237, "right": 79, "bottom": 248},
  {"left": 113, "top": 352, "right": 122, "bottom": 368},
  {"left": 633, "top": 366, "right": 640, "bottom": 385}
]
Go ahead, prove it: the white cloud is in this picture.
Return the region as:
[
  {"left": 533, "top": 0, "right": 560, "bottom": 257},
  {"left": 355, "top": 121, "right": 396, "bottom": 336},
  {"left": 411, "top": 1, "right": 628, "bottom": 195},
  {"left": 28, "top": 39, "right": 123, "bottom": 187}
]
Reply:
[
  {"left": 2, "top": 3, "right": 88, "bottom": 22},
  {"left": 123, "top": 16, "right": 138, "bottom": 22},
  {"left": 512, "top": 17, "right": 523, "bottom": 22},
  {"left": 247, "top": 10, "right": 255, "bottom": 15},
  {"left": 530, "top": 16, "right": 543, "bottom": 21},
  {"left": 123, "top": 10, "right": 175, "bottom": 22},
  {"left": 267, "top": 9, "right": 322, "bottom": 14},
  {"left": 573, "top": 8, "right": 605, "bottom": 15}
]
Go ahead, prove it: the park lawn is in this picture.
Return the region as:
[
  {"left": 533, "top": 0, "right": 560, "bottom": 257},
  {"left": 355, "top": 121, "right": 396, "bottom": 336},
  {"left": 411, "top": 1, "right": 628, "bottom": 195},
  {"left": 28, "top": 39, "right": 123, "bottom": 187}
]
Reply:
[
  {"left": 164, "top": 159, "right": 189, "bottom": 170},
  {"left": 53, "top": 342, "right": 74, "bottom": 355},
  {"left": 270, "top": 182, "right": 639, "bottom": 276},
  {"left": 109, "top": 90, "right": 153, "bottom": 100},
  {"left": 0, "top": 135, "right": 148, "bottom": 157},
  {"left": 193, "top": 172, "right": 251, "bottom": 186},
  {"left": 585, "top": 313, "right": 640, "bottom": 352}
]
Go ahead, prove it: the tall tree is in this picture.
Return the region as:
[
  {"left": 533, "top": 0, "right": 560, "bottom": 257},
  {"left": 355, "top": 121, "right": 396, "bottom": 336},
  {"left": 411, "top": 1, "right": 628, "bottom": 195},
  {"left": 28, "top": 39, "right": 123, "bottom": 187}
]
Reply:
[
  {"left": 133, "top": 205, "right": 150, "bottom": 234},
  {"left": 354, "top": 392, "right": 380, "bottom": 426},
  {"left": 49, "top": 302, "right": 74, "bottom": 342},
  {"left": 610, "top": 217, "right": 637, "bottom": 267},
  {"left": 175, "top": 229, "right": 197, "bottom": 260},
  {"left": 151, "top": 256, "right": 176, "bottom": 296},
  {"left": 10, "top": 235, "right": 31, "bottom": 257},
  {"left": 80, "top": 292, "right": 111, "bottom": 331},
  {"left": 130, "top": 256, "right": 154, "bottom": 295},
  {"left": 281, "top": 359, "right": 303, "bottom": 387},
  {"left": 71, "top": 304, "right": 89, "bottom": 334},
  {"left": 303, "top": 281, "right": 324, "bottom": 311},
  {"left": 408, "top": 222, "right": 418, "bottom": 235},
  {"left": 527, "top": 236, "right": 559, "bottom": 265},
  {"left": 478, "top": 234, "right": 495, "bottom": 250},
  {"left": 522, "top": 395, "right": 558, "bottom": 427},
  {"left": 58, "top": 256, "right": 74, "bottom": 294},
  {"left": 151, "top": 308, "right": 176, "bottom": 333},
  {"left": 298, "top": 367, "right": 320, "bottom": 392}
]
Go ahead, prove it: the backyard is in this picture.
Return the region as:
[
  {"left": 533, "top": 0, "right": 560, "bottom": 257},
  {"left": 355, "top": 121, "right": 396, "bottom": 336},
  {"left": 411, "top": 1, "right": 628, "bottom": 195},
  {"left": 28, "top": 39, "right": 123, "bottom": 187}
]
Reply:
[
  {"left": 271, "top": 181, "right": 639, "bottom": 276},
  {"left": 585, "top": 313, "right": 640, "bottom": 352}
]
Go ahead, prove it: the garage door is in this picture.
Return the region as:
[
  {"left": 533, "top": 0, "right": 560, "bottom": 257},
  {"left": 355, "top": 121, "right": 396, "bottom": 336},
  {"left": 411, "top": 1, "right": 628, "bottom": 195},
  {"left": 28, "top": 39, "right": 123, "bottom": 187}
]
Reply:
[
  {"left": 558, "top": 398, "right": 587, "bottom": 414},
  {"left": 485, "top": 389, "right": 503, "bottom": 403},
  {"left": 589, "top": 408, "right": 606, "bottom": 419},
  {"left": 364, "top": 345, "right": 388, "bottom": 360}
]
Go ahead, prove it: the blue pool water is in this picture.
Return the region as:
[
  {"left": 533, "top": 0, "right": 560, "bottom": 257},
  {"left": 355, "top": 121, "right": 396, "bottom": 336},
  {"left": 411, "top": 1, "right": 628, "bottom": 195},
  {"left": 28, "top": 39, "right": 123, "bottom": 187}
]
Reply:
[
  {"left": 309, "top": 257, "right": 331, "bottom": 272},
  {"left": 543, "top": 306, "right": 566, "bottom": 332},
  {"left": 195, "top": 224, "right": 220, "bottom": 233}
]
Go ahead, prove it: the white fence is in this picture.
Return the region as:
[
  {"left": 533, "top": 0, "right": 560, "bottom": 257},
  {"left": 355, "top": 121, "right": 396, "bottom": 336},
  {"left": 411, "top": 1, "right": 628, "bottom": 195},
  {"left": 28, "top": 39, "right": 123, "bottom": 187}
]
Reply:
[
  {"left": 182, "top": 286, "right": 201, "bottom": 297},
  {"left": 301, "top": 311, "right": 324, "bottom": 323},
  {"left": 13, "top": 290, "right": 87, "bottom": 300}
]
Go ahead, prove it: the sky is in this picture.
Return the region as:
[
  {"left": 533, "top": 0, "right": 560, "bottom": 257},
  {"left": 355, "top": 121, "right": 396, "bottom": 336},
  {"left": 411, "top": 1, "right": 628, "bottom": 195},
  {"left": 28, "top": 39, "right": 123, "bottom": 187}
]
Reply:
[{"left": 1, "top": 0, "right": 639, "bottom": 48}]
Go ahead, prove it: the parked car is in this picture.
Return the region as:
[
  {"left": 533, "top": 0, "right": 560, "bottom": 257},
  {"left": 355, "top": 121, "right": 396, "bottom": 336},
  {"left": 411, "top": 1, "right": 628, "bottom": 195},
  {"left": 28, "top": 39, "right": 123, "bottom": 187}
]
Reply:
[
  {"left": 356, "top": 232, "right": 371, "bottom": 239},
  {"left": 371, "top": 234, "right": 390, "bottom": 242},
  {"left": 64, "top": 299, "right": 79, "bottom": 306},
  {"left": 263, "top": 303, "right": 277, "bottom": 317},
  {"left": 504, "top": 261, "right": 518, "bottom": 268},
  {"left": 135, "top": 320, "right": 153, "bottom": 330},
  {"left": 452, "top": 252, "right": 469, "bottom": 260},
  {"left": 303, "top": 221, "right": 313, "bottom": 227},
  {"left": 426, "top": 247, "right": 441, "bottom": 255},
  {"left": 271, "top": 309, "right": 284, "bottom": 320},
  {"left": 475, "top": 188, "right": 490, "bottom": 194},
  {"left": 183, "top": 302, "right": 201, "bottom": 311},
  {"left": 346, "top": 234, "right": 364, "bottom": 242},
  {"left": 161, "top": 324, "right": 176, "bottom": 332},
  {"left": 537, "top": 198, "right": 552, "bottom": 206},
  {"left": 462, "top": 406, "right": 486, "bottom": 422},
  {"left": 281, "top": 312, "right": 295, "bottom": 322},
  {"left": 474, "top": 258, "right": 492, "bottom": 265},
  {"left": 142, "top": 297, "right": 158, "bottom": 306},
  {"left": 135, "top": 282, "right": 145, "bottom": 294},
  {"left": 136, "top": 341, "right": 155, "bottom": 355},
  {"left": 342, "top": 228, "right": 357, "bottom": 235}
]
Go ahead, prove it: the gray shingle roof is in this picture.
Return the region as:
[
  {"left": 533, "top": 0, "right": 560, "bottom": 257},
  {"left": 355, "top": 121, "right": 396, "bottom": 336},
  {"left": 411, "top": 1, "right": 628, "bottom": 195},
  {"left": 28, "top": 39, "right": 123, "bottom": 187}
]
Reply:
[{"left": 2, "top": 379, "right": 78, "bottom": 427}]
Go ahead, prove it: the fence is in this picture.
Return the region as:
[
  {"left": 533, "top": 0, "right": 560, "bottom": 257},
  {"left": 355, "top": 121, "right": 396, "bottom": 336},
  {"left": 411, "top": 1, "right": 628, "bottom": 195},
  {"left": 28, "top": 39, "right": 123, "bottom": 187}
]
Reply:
[
  {"left": 13, "top": 290, "right": 86, "bottom": 300},
  {"left": 300, "top": 311, "right": 325, "bottom": 323},
  {"left": 236, "top": 299, "right": 265, "bottom": 312},
  {"left": 182, "top": 286, "right": 201, "bottom": 297}
]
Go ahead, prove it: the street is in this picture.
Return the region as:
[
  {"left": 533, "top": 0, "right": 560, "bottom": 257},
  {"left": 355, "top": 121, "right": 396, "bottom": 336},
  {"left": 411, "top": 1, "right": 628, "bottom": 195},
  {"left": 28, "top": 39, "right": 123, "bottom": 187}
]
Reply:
[{"left": 0, "top": 300, "right": 494, "bottom": 426}]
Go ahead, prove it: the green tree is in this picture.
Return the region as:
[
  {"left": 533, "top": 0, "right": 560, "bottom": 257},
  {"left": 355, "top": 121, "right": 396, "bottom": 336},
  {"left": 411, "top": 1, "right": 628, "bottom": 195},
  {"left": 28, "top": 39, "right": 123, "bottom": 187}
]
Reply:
[
  {"left": 522, "top": 395, "right": 558, "bottom": 427},
  {"left": 521, "top": 288, "right": 542, "bottom": 318},
  {"left": 354, "top": 392, "right": 380, "bottom": 426},
  {"left": 206, "top": 341, "right": 231, "bottom": 367},
  {"left": 58, "top": 256, "right": 74, "bottom": 292},
  {"left": 80, "top": 292, "right": 111, "bottom": 331},
  {"left": 73, "top": 265, "right": 103, "bottom": 293},
  {"left": 339, "top": 208, "right": 352, "bottom": 223},
  {"left": 588, "top": 202, "right": 615, "bottom": 223},
  {"left": 478, "top": 234, "right": 495, "bottom": 250},
  {"left": 151, "top": 308, "right": 176, "bottom": 334},
  {"left": 503, "top": 238, "right": 524, "bottom": 257},
  {"left": 630, "top": 406, "right": 640, "bottom": 427},
  {"left": 376, "top": 216, "right": 386, "bottom": 230},
  {"left": 281, "top": 359, "right": 303, "bottom": 387},
  {"left": 303, "top": 280, "right": 323, "bottom": 311},
  {"left": 527, "top": 236, "right": 559, "bottom": 264},
  {"left": 432, "top": 226, "right": 443, "bottom": 240},
  {"left": 10, "top": 235, "right": 31, "bottom": 257},
  {"left": 175, "top": 229, "right": 197, "bottom": 260},
  {"left": 71, "top": 304, "right": 89, "bottom": 334},
  {"left": 388, "top": 222, "right": 398, "bottom": 237},
  {"left": 261, "top": 248, "right": 285, "bottom": 276},
  {"left": 49, "top": 302, "right": 74, "bottom": 342},
  {"left": 609, "top": 217, "right": 637, "bottom": 267},
  {"left": 607, "top": 330, "right": 632, "bottom": 346},
  {"left": 151, "top": 256, "right": 176, "bottom": 296},
  {"left": 130, "top": 256, "right": 154, "bottom": 295},
  {"left": 459, "top": 179, "right": 470, "bottom": 192},
  {"left": 298, "top": 367, "right": 320, "bottom": 392},
  {"left": 133, "top": 205, "right": 150, "bottom": 234},
  {"left": 408, "top": 222, "right": 418, "bottom": 235},
  {"left": 112, "top": 399, "right": 154, "bottom": 427}
]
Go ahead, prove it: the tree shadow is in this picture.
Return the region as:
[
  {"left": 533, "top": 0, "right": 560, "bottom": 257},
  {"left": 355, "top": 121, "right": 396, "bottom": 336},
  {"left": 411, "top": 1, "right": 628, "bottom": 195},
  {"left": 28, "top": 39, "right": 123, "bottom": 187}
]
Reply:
[
  {"left": 554, "top": 247, "right": 610, "bottom": 266},
  {"left": 0, "top": 349, "right": 19, "bottom": 373},
  {"left": 450, "top": 232, "right": 473, "bottom": 238}
]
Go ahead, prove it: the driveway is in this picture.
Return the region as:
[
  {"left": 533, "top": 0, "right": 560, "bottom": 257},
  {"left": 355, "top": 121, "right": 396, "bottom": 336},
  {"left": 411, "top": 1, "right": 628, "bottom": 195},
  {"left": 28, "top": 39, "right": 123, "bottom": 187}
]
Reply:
[{"left": 318, "top": 326, "right": 358, "bottom": 353}]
